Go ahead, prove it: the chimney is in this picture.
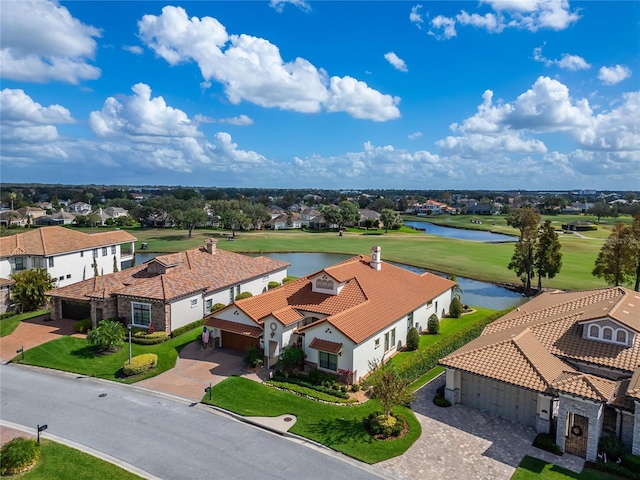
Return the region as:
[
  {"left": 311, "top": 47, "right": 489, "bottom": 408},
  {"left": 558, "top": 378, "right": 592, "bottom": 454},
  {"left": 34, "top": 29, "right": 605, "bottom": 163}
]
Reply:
[
  {"left": 205, "top": 238, "right": 218, "bottom": 255},
  {"left": 370, "top": 246, "right": 382, "bottom": 271}
]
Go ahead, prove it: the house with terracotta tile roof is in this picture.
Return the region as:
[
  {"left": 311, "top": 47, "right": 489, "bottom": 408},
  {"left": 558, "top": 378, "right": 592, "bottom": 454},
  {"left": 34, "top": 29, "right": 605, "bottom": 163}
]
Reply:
[
  {"left": 0, "top": 226, "right": 136, "bottom": 288},
  {"left": 205, "top": 246, "right": 455, "bottom": 381},
  {"left": 46, "top": 239, "right": 289, "bottom": 333},
  {"left": 440, "top": 287, "right": 640, "bottom": 461}
]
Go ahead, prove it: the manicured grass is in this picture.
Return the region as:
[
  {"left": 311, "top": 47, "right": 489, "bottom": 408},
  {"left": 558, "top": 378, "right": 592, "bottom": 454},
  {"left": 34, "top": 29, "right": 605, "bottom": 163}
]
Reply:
[
  {"left": 390, "top": 307, "right": 496, "bottom": 366},
  {"left": 14, "top": 439, "right": 142, "bottom": 480},
  {"left": 12, "top": 328, "right": 200, "bottom": 383},
  {"left": 409, "top": 366, "right": 444, "bottom": 393},
  {"left": 512, "top": 455, "right": 621, "bottom": 480},
  {"left": 203, "top": 376, "right": 421, "bottom": 464},
  {"left": 0, "top": 310, "right": 49, "bottom": 337}
]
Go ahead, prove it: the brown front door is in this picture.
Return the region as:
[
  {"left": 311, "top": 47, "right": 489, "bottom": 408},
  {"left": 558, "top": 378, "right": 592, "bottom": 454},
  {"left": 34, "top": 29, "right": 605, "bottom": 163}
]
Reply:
[
  {"left": 565, "top": 413, "right": 589, "bottom": 458},
  {"left": 221, "top": 331, "right": 260, "bottom": 351}
]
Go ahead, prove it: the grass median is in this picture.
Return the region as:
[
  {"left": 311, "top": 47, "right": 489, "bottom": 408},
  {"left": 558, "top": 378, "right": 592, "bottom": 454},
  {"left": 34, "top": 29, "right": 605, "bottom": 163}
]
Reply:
[
  {"left": 0, "top": 310, "right": 49, "bottom": 337},
  {"left": 203, "top": 376, "right": 421, "bottom": 464},
  {"left": 11, "top": 327, "right": 200, "bottom": 383}
]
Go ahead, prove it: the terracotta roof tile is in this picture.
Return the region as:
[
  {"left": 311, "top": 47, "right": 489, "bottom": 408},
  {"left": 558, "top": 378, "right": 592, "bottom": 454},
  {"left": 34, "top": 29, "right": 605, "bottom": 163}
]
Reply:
[
  {"left": 308, "top": 337, "right": 343, "bottom": 354},
  {"left": 551, "top": 372, "right": 618, "bottom": 402},
  {"left": 204, "top": 317, "right": 262, "bottom": 337},
  {"left": 0, "top": 277, "right": 15, "bottom": 287},
  {"left": 627, "top": 367, "right": 640, "bottom": 401},
  {"left": 0, "top": 226, "right": 136, "bottom": 257}
]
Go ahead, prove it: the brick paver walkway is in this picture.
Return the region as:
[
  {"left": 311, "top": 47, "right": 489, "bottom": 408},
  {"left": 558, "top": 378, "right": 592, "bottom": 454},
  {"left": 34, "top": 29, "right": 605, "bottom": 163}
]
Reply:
[
  {"left": 377, "top": 374, "right": 584, "bottom": 480},
  {"left": 0, "top": 315, "right": 85, "bottom": 363}
]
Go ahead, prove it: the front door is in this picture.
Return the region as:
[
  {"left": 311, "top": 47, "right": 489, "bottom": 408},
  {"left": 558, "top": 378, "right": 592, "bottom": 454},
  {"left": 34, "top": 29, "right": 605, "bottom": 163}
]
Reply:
[{"left": 565, "top": 413, "right": 589, "bottom": 458}]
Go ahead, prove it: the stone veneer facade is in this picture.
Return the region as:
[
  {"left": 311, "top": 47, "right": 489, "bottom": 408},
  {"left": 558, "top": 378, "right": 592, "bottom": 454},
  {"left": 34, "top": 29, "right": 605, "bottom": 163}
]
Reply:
[
  {"left": 0, "top": 284, "right": 12, "bottom": 315},
  {"left": 117, "top": 297, "right": 170, "bottom": 333},
  {"left": 634, "top": 401, "right": 640, "bottom": 456},
  {"left": 556, "top": 395, "right": 604, "bottom": 462}
]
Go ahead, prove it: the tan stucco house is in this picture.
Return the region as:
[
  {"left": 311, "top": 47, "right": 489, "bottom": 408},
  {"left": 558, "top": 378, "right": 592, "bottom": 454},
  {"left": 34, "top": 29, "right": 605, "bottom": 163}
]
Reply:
[{"left": 440, "top": 287, "right": 640, "bottom": 461}]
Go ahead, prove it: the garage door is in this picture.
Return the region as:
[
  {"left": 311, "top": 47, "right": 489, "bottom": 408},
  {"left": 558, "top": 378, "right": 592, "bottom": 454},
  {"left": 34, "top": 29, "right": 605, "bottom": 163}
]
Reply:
[
  {"left": 461, "top": 373, "right": 537, "bottom": 427},
  {"left": 221, "top": 331, "right": 260, "bottom": 352},
  {"left": 61, "top": 300, "right": 91, "bottom": 320}
]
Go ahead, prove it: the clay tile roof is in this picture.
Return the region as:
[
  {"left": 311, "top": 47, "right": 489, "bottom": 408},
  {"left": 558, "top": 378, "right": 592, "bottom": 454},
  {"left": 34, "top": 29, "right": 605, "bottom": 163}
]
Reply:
[
  {"left": 272, "top": 306, "right": 304, "bottom": 325},
  {"left": 204, "top": 317, "right": 262, "bottom": 338},
  {"left": 47, "top": 246, "right": 289, "bottom": 303},
  {"left": 234, "top": 254, "right": 455, "bottom": 344},
  {"left": 551, "top": 372, "right": 618, "bottom": 402},
  {"left": 0, "top": 277, "right": 15, "bottom": 287},
  {"left": 0, "top": 226, "right": 136, "bottom": 257},
  {"left": 627, "top": 367, "right": 640, "bottom": 401},
  {"left": 309, "top": 337, "right": 343, "bottom": 354}
]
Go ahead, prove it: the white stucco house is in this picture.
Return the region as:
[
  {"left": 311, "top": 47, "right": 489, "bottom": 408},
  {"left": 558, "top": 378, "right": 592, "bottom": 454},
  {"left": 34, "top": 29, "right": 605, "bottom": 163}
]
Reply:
[
  {"left": 47, "top": 239, "right": 289, "bottom": 332},
  {"left": 0, "top": 226, "right": 136, "bottom": 288},
  {"left": 440, "top": 287, "right": 640, "bottom": 461},
  {"left": 205, "top": 246, "right": 455, "bottom": 382}
]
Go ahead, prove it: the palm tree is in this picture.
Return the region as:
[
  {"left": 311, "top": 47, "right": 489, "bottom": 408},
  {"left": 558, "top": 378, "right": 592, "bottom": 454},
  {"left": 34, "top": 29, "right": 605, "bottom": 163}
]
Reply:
[
  {"left": 449, "top": 275, "right": 464, "bottom": 299},
  {"left": 9, "top": 191, "right": 16, "bottom": 210}
]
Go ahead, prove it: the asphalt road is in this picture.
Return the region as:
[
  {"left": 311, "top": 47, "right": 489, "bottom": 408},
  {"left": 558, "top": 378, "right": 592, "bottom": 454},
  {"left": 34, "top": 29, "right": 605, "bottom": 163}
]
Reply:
[{"left": 0, "top": 364, "right": 388, "bottom": 480}]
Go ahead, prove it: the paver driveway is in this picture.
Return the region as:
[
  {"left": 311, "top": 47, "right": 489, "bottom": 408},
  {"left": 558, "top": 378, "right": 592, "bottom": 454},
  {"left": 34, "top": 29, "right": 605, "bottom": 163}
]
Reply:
[
  {"left": 0, "top": 315, "right": 84, "bottom": 363},
  {"left": 377, "top": 374, "right": 584, "bottom": 480}
]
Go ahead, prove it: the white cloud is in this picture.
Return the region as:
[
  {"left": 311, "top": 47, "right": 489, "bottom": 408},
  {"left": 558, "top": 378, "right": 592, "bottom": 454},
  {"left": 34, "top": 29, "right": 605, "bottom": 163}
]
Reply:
[
  {"left": 220, "top": 115, "right": 254, "bottom": 126},
  {"left": 123, "top": 45, "right": 143, "bottom": 55},
  {"left": 138, "top": 6, "right": 399, "bottom": 121},
  {"left": 598, "top": 65, "right": 632, "bottom": 85},
  {"left": 429, "top": 16, "right": 457, "bottom": 39},
  {"left": 0, "top": 0, "right": 101, "bottom": 83},
  {"left": 577, "top": 92, "right": 640, "bottom": 151},
  {"left": 456, "top": 11, "right": 503, "bottom": 33},
  {"left": 408, "top": 131, "right": 423, "bottom": 139},
  {"left": 384, "top": 52, "right": 408, "bottom": 72},
  {"left": 269, "top": 0, "right": 311, "bottom": 13},
  {"left": 533, "top": 45, "right": 590, "bottom": 71},
  {"left": 410, "top": 5, "right": 424, "bottom": 27}
]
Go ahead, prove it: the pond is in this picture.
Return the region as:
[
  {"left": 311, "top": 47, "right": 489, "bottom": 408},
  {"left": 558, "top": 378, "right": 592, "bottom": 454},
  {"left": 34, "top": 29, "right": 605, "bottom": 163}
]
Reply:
[
  {"left": 125, "top": 251, "right": 526, "bottom": 311},
  {"left": 404, "top": 220, "right": 517, "bottom": 243}
]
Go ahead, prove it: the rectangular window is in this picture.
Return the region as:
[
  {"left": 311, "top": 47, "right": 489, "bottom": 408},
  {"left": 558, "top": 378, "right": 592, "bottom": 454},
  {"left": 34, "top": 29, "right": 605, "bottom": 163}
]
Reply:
[
  {"left": 32, "top": 257, "right": 44, "bottom": 269},
  {"left": 80, "top": 251, "right": 84, "bottom": 258},
  {"left": 111, "top": 245, "right": 116, "bottom": 254},
  {"left": 391, "top": 328, "right": 396, "bottom": 348},
  {"left": 427, "top": 300, "right": 433, "bottom": 307},
  {"left": 48, "top": 257, "right": 54, "bottom": 267},
  {"left": 66, "top": 274, "right": 71, "bottom": 279},
  {"left": 384, "top": 332, "right": 390, "bottom": 351},
  {"left": 58, "top": 276, "right": 64, "bottom": 281},
  {"left": 407, "top": 312, "right": 413, "bottom": 330},
  {"left": 93, "top": 249, "right": 98, "bottom": 258},
  {"left": 102, "top": 247, "right": 108, "bottom": 256},
  {"left": 190, "top": 298, "right": 198, "bottom": 308},
  {"left": 13, "top": 257, "right": 25, "bottom": 271},
  {"left": 206, "top": 299, "right": 212, "bottom": 311},
  {"left": 319, "top": 351, "right": 338, "bottom": 371},
  {"left": 229, "top": 287, "right": 234, "bottom": 303},
  {"left": 374, "top": 338, "right": 380, "bottom": 349},
  {"left": 236, "top": 285, "right": 241, "bottom": 296},
  {"left": 132, "top": 302, "right": 151, "bottom": 327}
]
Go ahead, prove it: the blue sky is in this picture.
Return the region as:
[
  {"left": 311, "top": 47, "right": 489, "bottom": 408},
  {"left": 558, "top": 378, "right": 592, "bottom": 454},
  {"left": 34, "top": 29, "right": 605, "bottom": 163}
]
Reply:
[{"left": 1, "top": 1, "right": 638, "bottom": 190}]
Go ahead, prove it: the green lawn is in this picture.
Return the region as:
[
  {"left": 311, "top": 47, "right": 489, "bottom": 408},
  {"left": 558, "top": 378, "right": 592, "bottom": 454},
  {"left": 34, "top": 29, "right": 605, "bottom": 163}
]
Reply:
[
  {"left": 390, "top": 307, "right": 496, "bottom": 366},
  {"left": 12, "top": 439, "right": 142, "bottom": 480},
  {"left": 0, "top": 310, "right": 49, "bottom": 337},
  {"left": 203, "top": 376, "right": 421, "bottom": 464},
  {"left": 12, "top": 328, "right": 200, "bottom": 383},
  {"left": 512, "top": 456, "right": 621, "bottom": 480}
]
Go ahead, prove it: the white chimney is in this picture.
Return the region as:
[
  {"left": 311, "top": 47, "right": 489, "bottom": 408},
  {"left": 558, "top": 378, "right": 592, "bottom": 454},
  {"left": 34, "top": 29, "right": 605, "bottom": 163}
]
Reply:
[
  {"left": 206, "top": 238, "right": 218, "bottom": 255},
  {"left": 370, "top": 246, "right": 382, "bottom": 271}
]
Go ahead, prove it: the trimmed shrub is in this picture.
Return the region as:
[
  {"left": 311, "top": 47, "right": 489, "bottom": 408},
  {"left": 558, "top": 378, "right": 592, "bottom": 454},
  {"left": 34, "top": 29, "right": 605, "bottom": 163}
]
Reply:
[
  {"left": 282, "top": 276, "right": 298, "bottom": 284},
  {"left": 364, "top": 411, "right": 405, "bottom": 438},
  {"left": 449, "top": 297, "right": 463, "bottom": 318},
  {"left": 0, "top": 311, "right": 17, "bottom": 320},
  {"left": 74, "top": 318, "right": 92, "bottom": 333},
  {"left": 171, "top": 319, "right": 204, "bottom": 338},
  {"left": 235, "top": 292, "right": 253, "bottom": 301},
  {"left": 122, "top": 353, "right": 158, "bottom": 376},
  {"left": 406, "top": 327, "right": 420, "bottom": 351},
  {"left": 433, "top": 395, "right": 451, "bottom": 408},
  {"left": 270, "top": 373, "right": 349, "bottom": 399},
  {"left": 593, "top": 459, "right": 640, "bottom": 479},
  {"left": 533, "top": 433, "right": 561, "bottom": 455},
  {"left": 131, "top": 330, "right": 168, "bottom": 345},
  {"left": 599, "top": 434, "right": 624, "bottom": 460},
  {"left": 351, "top": 383, "right": 361, "bottom": 392},
  {"left": 0, "top": 437, "right": 40, "bottom": 475},
  {"left": 210, "top": 303, "right": 225, "bottom": 313},
  {"left": 427, "top": 314, "right": 440, "bottom": 335},
  {"left": 86, "top": 319, "right": 125, "bottom": 352},
  {"left": 243, "top": 346, "right": 264, "bottom": 368},
  {"left": 267, "top": 281, "right": 280, "bottom": 290}
]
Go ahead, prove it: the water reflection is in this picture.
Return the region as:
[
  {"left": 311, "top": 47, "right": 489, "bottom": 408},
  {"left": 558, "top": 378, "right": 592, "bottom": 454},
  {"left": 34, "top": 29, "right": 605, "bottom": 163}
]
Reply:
[{"left": 404, "top": 221, "right": 517, "bottom": 242}]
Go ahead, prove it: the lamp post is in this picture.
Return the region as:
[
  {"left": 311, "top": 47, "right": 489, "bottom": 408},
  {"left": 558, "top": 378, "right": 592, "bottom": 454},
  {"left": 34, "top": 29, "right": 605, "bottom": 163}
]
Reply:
[{"left": 127, "top": 324, "right": 132, "bottom": 364}]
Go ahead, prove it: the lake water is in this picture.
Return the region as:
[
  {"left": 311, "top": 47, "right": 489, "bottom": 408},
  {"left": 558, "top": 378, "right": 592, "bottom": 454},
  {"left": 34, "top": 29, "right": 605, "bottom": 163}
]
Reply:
[
  {"left": 125, "top": 251, "right": 526, "bottom": 311},
  {"left": 404, "top": 220, "right": 517, "bottom": 242}
]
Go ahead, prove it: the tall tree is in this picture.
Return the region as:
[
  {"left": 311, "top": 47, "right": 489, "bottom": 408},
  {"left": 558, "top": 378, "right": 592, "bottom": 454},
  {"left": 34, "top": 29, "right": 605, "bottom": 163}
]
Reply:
[
  {"left": 534, "top": 220, "right": 563, "bottom": 290},
  {"left": 369, "top": 365, "right": 414, "bottom": 421},
  {"left": 338, "top": 201, "right": 360, "bottom": 228},
  {"left": 10, "top": 269, "right": 56, "bottom": 312},
  {"left": 507, "top": 208, "right": 540, "bottom": 291},
  {"left": 380, "top": 209, "right": 402, "bottom": 233},
  {"left": 588, "top": 201, "right": 611, "bottom": 224},
  {"left": 320, "top": 205, "right": 342, "bottom": 228},
  {"left": 630, "top": 214, "right": 640, "bottom": 291},
  {"left": 592, "top": 223, "right": 635, "bottom": 286}
]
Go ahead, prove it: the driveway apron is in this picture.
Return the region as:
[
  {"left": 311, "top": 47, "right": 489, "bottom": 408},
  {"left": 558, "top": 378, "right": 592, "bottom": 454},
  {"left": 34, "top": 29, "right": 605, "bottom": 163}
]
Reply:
[{"left": 377, "top": 374, "right": 584, "bottom": 480}]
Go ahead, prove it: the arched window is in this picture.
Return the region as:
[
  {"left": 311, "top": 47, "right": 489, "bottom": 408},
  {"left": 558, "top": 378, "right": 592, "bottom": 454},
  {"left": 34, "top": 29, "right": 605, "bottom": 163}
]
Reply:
[
  {"left": 616, "top": 330, "right": 627, "bottom": 344},
  {"left": 602, "top": 327, "right": 613, "bottom": 341},
  {"left": 589, "top": 325, "right": 599, "bottom": 338}
]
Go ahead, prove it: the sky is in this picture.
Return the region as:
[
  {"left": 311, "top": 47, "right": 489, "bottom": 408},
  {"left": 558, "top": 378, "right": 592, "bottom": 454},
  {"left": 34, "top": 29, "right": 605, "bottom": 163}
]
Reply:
[{"left": 1, "top": 0, "right": 639, "bottom": 191}]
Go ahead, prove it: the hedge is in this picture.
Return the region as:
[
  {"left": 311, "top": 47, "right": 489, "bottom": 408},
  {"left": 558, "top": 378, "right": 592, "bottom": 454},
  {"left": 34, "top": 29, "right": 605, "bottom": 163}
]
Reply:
[
  {"left": 0, "top": 311, "right": 17, "bottom": 320},
  {"left": 268, "top": 380, "right": 356, "bottom": 404},
  {"left": 270, "top": 374, "right": 350, "bottom": 399},
  {"left": 122, "top": 353, "right": 158, "bottom": 376},
  {"left": 171, "top": 319, "right": 204, "bottom": 338},
  {"left": 130, "top": 330, "right": 168, "bottom": 345},
  {"left": 74, "top": 318, "right": 92, "bottom": 333},
  {"left": 395, "top": 308, "right": 513, "bottom": 381}
]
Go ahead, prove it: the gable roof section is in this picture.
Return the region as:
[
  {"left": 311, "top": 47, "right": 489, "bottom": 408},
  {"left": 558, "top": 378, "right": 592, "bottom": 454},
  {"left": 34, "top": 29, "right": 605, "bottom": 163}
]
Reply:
[
  {"left": 551, "top": 372, "right": 618, "bottom": 403},
  {"left": 47, "top": 246, "right": 289, "bottom": 303},
  {"left": 233, "top": 254, "right": 455, "bottom": 343},
  {"left": 308, "top": 337, "right": 343, "bottom": 354},
  {"left": 0, "top": 226, "right": 136, "bottom": 258}
]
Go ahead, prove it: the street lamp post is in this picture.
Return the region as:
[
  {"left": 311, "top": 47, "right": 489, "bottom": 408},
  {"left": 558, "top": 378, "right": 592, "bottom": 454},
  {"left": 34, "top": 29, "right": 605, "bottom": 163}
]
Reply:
[{"left": 128, "top": 324, "right": 132, "bottom": 364}]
